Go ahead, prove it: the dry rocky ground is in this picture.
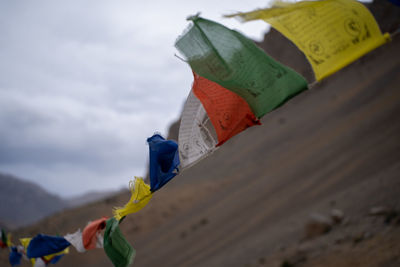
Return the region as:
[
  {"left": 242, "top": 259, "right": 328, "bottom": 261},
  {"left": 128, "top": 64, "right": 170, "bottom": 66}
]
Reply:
[{"left": 1, "top": 2, "right": 400, "bottom": 266}]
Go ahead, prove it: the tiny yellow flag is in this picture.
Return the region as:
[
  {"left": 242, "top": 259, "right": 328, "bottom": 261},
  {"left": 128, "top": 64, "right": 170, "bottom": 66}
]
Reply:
[
  {"left": 113, "top": 177, "right": 153, "bottom": 221},
  {"left": 6, "top": 233, "right": 12, "bottom": 247},
  {"left": 42, "top": 247, "right": 70, "bottom": 261},
  {"left": 227, "top": 0, "right": 390, "bottom": 81},
  {"left": 20, "top": 238, "right": 36, "bottom": 266}
]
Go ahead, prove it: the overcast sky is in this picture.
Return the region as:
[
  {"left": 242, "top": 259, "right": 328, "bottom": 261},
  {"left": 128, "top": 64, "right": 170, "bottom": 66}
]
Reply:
[{"left": 0, "top": 1, "right": 271, "bottom": 198}]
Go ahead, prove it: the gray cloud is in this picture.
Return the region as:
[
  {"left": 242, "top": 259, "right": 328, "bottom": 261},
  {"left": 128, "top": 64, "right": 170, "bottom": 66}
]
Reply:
[{"left": 0, "top": 0, "right": 269, "bottom": 197}]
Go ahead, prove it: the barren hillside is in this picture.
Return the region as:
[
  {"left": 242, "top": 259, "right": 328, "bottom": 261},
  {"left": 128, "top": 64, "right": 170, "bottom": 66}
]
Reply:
[{"left": 1, "top": 1, "right": 399, "bottom": 267}]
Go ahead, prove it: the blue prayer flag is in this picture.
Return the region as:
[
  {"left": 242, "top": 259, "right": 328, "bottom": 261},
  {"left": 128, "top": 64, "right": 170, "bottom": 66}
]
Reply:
[
  {"left": 50, "top": 254, "right": 64, "bottom": 264},
  {"left": 9, "top": 247, "right": 22, "bottom": 266},
  {"left": 147, "top": 134, "right": 180, "bottom": 192},
  {"left": 388, "top": 0, "right": 400, "bottom": 6},
  {"left": 27, "top": 234, "right": 70, "bottom": 258}
]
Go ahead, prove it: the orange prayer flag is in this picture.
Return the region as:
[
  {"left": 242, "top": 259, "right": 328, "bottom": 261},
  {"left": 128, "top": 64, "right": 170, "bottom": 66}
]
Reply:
[
  {"left": 82, "top": 217, "right": 108, "bottom": 250},
  {"left": 192, "top": 72, "right": 261, "bottom": 146}
]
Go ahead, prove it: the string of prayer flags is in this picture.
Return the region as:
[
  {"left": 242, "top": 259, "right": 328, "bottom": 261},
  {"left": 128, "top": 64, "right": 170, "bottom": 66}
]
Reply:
[
  {"left": 64, "top": 229, "right": 86, "bottom": 253},
  {"left": 192, "top": 72, "right": 261, "bottom": 146},
  {"left": 178, "top": 90, "right": 217, "bottom": 169},
  {"left": 147, "top": 134, "right": 180, "bottom": 192},
  {"left": 226, "top": 0, "right": 391, "bottom": 81},
  {"left": 175, "top": 16, "right": 308, "bottom": 118},
  {"left": 26, "top": 234, "right": 70, "bottom": 259},
  {"left": 82, "top": 217, "right": 108, "bottom": 250},
  {"left": 113, "top": 177, "right": 153, "bottom": 221},
  {"left": 104, "top": 218, "right": 135, "bottom": 267},
  {"left": 9, "top": 247, "right": 22, "bottom": 267}
]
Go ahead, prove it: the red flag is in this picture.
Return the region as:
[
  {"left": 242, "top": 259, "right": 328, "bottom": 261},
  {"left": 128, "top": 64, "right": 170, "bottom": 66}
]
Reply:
[{"left": 82, "top": 217, "right": 108, "bottom": 250}]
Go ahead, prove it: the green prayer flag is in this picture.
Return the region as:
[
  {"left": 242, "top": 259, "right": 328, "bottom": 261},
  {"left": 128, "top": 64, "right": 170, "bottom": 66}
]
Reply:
[
  {"left": 175, "top": 16, "right": 308, "bottom": 118},
  {"left": 104, "top": 218, "right": 135, "bottom": 267}
]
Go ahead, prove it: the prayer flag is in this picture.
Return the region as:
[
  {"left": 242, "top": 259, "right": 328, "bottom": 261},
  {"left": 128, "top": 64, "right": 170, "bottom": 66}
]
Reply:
[
  {"left": 20, "top": 238, "right": 36, "bottom": 266},
  {"left": 192, "top": 72, "right": 261, "bottom": 146},
  {"left": 26, "top": 234, "right": 70, "bottom": 259},
  {"left": 388, "top": 0, "right": 400, "bottom": 6},
  {"left": 33, "top": 258, "right": 46, "bottom": 267},
  {"left": 82, "top": 217, "right": 108, "bottom": 250},
  {"left": 64, "top": 229, "right": 86, "bottom": 253},
  {"left": 175, "top": 16, "right": 308, "bottom": 118},
  {"left": 49, "top": 254, "right": 64, "bottom": 264},
  {"left": 0, "top": 229, "right": 9, "bottom": 248},
  {"left": 147, "top": 134, "right": 180, "bottom": 192},
  {"left": 226, "top": 0, "right": 390, "bottom": 81},
  {"left": 104, "top": 218, "right": 135, "bottom": 267},
  {"left": 42, "top": 254, "right": 64, "bottom": 265},
  {"left": 178, "top": 90, "right": 217, "bottom": 169},
  {"left": 9, "top": 247, "right": 22, "bottom": 267},
  {"left": 19, "top": 238, "right": 31, "bottom": 250},
  {"left": 113, "top": 177, "right": 153, "bottom": 221}
]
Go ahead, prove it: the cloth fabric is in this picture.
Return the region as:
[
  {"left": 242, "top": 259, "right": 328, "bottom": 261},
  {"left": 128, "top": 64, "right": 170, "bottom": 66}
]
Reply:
[
  {"left": 49, "top": 254, "right": 64, "bottom": 264},
  {"left": 26, "top": 234, "right": 70, "bottom": 259},
  {"left": 226, "top": 0, "right": 390, "bottom": 81},
  {"left": 0, "top": 229, "right": 5, "bottom": 245},
  {"left": 64, "top": 229, "right": 86, "bottom": 253},
  {"left": 192, "top": 72, "right": 261, "bottom": 146},
  {"left": 175, "top": 16, "right": 308, "bottom": 118},
  {"left": 42, "top": 254, "right": 64, "bottom": 265},
  {"left": 19, "top": 238, "right": 31, "bottom": 250},
  {"left": 19, "top": 238, "right": 36, "bottom": 266},
  {"left": 33, "top": 258, "right": 46, "bottom": 267},
  {"left": 9, "top": 246, "right": 22, "bottom": 266},
  {"left": 6, "top": 233, "right": 12, "bottom": 247},
  {"left": 82, "top": 217, "right": 108, "bottom": 250},
  {"left": 0, "top": 229, "right": 8, "bottom": 248},
  {"left": 103, "top": 218, "right": 135, "bottom": 267},
  {"left": 113, "top": 177, "right": 153, "bottom": 221},
  {"left": 178, "top": 90, "right": 217, "bottom": 169},
  {"left": 388, "top": 0, "right": 400, "bottom": 6},
  {"left": 147, "top": 134, "right": 180, "bottom": 192}
]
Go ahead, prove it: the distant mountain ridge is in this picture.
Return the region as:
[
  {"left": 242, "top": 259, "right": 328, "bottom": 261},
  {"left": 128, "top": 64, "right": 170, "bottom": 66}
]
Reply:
[
  {"left": 0, "top": 173, "right": 68, "bottom": 229},
  {"left": 0, "top": 173, "right": 122, "bottom": 229},
  {"left": 65, "top": 189, "right": 122, "bottom": 208}
]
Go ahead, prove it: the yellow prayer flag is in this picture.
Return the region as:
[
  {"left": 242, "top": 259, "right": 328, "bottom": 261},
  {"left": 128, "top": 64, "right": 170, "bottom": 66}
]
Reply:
[
  {"left": 20, "top": 238, "right": 36, "bottom": 266},
  {"left": 6, "top": 233, "right": 12, "bottom": 247},
  {"left": 113, "top": 177, "right": 153, "bottom": 221},
  {"left": 227, "top": 0, "right": 390, "bottom": 81},
  {"left": 19, "top": 238, "right": 32, "bottom": 249},
  {"left": 42, "top": 247, "right": 69, "bottom": 261}
]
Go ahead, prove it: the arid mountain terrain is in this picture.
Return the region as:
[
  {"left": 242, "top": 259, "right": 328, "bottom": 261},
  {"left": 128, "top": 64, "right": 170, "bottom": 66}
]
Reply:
[
  {"left": 1, "top": 1, "right": 399, "bottom": 266},
  {"left": 0, "top": 173, "right": 121, "bottom": 229},
  {"left": 0, "top": 173, "right": 67, "bottom": 229}
]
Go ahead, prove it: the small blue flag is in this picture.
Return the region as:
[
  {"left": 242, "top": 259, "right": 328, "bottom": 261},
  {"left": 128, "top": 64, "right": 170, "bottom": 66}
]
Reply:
[
  {"left": 388, "top": 0, "right": 400, "bottom": 6},
  {"left": 27, "top": 234, "right": 70, "bottom": 258},
  {"left": 147, "top": 134, "right": 180, "bottom": 192},
  {"left": 9, "top": 247, "right": 22, "bottom": 266},
  {"left": 50, "top": 254, "right": 64, "bottom": 264}
]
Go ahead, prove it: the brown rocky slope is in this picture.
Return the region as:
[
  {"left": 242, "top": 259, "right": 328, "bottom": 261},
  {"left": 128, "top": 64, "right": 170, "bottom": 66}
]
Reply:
[{"left": 1, "top": 1, "right": 400, "bottom": 266}]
